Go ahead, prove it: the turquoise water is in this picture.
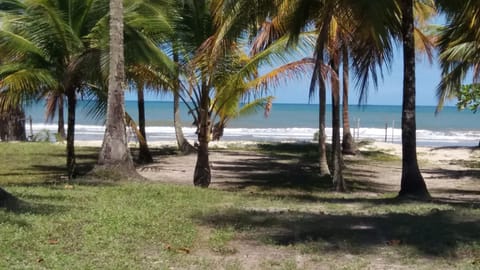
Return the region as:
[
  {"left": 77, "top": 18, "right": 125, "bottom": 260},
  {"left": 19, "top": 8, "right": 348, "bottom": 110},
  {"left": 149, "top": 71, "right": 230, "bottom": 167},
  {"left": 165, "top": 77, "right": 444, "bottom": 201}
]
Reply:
[
  {"left": 24, "top": 101, "right": 478, "bottom": 130},
  {"left": 24, "top": 101, "right": 480, "bottom": 146}
]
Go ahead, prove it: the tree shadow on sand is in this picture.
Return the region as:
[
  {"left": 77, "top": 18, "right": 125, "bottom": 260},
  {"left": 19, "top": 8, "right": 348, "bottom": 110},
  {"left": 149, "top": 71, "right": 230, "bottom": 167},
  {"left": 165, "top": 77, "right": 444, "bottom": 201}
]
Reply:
[
  {"left": 196, "top": 207, "right": 480, "bottom": 257},
  {"left": 211, "top": 143, "right": 395, "bottom": 193},
  {"left": 211, "top": 151, "right": 332, "bottom": 191}
]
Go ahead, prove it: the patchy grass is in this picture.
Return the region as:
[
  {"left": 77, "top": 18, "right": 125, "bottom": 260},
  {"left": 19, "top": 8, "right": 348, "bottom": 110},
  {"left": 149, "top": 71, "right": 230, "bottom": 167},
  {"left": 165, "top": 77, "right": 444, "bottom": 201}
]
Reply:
[
  {"left": 1, "top": 142, "right": 479, "bottom": 269},
  {"left": 0, "top": 142, "right": 97, "bottom": 184}
]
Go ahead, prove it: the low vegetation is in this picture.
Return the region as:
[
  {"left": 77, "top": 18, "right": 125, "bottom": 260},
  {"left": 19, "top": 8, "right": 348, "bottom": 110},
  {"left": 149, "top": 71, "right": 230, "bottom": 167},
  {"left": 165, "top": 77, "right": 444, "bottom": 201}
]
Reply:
[{"left": 1, "top": 143, "right": 479, "bottom": 269}]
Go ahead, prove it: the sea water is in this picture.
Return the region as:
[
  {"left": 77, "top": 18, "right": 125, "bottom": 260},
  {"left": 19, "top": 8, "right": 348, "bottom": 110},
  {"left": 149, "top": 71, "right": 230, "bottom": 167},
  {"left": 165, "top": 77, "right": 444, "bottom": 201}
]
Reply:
[{"left": 24, "top": 101, "right": 480, "bottom": 147}]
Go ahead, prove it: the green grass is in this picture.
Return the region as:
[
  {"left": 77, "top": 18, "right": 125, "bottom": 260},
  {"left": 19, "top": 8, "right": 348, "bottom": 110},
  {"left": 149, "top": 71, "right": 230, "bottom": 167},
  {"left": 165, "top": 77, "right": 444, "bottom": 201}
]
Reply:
[{"left": 1, "top": 142, "right": 480, "bottom": 269}]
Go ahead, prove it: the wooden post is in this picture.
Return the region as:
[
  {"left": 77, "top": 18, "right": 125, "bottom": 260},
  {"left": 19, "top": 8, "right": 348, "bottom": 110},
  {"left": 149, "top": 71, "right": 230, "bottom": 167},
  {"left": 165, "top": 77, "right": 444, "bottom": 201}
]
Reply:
[
  {"left": 392, "top": 120, "right": 395, "bottom": 143},
  {"left": 29, "top": 115, "right": 33, "bottom": 141},
  {"left": 385, "top": 122, "right": 388, "bottom": 142},
  {"left": 356, "top": 118, "right": 360, "bottom": 140}
]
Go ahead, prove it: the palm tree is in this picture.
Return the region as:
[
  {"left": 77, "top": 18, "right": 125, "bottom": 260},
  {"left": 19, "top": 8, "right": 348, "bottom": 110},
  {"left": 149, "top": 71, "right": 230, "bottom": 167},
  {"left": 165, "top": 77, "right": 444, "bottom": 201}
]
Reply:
[
  {"left": 172, "top": 0, "right": 315, "bottom": 187},
  {"left": 0, "top": 99, "right": 27, "bottom": 141},
  {"left": 436, "top": 1, "right": 480, "bottom": 110},
  {"left": 0, "top": 0, "right": 106, "bottom": 178},
  {"left": 172, "top": 49, "right": 196, "bottom": 154},
  {"left": 96, "top": 0, "right": 136, "bottom": 176},
  {"left": 397, "top": 0, "right": 430, "bottom": 198},
  {"left": 0, "top": 0, "right": 173, "bottom": 177},
  {"left": 341, "top": 46, "right": 357, "bottom": 155},
  {"left": 45, "top": 92, "right": 66, "bottom": 139},
  {"left": 213, "top": 0, "right": 332, "bottom": 178}
]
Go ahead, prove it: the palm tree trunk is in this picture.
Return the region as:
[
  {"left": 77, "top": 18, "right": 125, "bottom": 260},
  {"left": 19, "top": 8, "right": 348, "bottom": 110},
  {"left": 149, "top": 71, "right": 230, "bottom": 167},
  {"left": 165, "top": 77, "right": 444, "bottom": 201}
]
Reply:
[
  {"left": 341, "top": 47, "right": 357, "bottom": 155},
  {"left": 174, "top": 91, "right": 195, "bottom": 154},
  {"left": 57, "top": 96, "right": 66, "bottom": 139},
  {"left": 331, "top": 57, "right": 346, "bottom": 192},
  {"left": 136, "top": 82, "right": 153, "bottom": 163},
  {"left": 193, "top": 85, "right": 211, "bottom": 187},
  {"left": 318, "top": 78, "right": 331, "bottom": 177},
  {"left": 0, "top": 106, "right": 26, "bottom": 141},
  {"left": 173, "top": 50, "right": 195, "bottom": 154},
  {"left": 399, "top": 0, "right": 429, "bottom": 198},
  {"left": 96, "top": 0, "right": 136, "bottom": 177},
  {"left": 66, "top": 88, "right": 76, "bottom": 179}
]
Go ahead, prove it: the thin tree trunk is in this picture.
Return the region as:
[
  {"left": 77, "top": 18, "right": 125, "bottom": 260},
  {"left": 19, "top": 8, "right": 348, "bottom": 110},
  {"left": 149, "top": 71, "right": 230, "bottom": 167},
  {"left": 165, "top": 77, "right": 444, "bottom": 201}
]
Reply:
[
  {"left": 173, "top": 50, "right": 195, "bottom": 154},
  {"left": 318, "top": 78, "right": 331, "bottom": 177},
  {"left": 331, "top": 57, "right": 346, "bottom": 192},
  {"left": 341, "top": 47, "right": 357, "bottom": 155},
  {"left": 57, "top": 96, "right": 66, "bottom": 139},
  {"left": 174, "top": 91, "right": 195, "bottom": 154},
  {"left": 66, "top": 88, "right": 76, "bottom": 179},
  {"left": 193, "top": 85, "right": 211, "bottom": 187},
  {"left": 399, "top": 0, "right": 429, "bottom": 198},
  {"left": 96, "top": 0, "right": 137, "bottom": 177},
  {"left": 315, "top": 17, "right": 332, "bottom": 178},
  {"left": 136, "top": 82, "right": 153, "bottom": 163}
]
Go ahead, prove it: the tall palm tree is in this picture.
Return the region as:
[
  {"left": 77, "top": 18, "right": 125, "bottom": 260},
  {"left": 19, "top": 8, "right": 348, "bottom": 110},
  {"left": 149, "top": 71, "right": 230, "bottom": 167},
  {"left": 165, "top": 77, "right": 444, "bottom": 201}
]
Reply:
[
  {"left": 0, "top": 0, "right": 173, "bottom": 178},
  {"left": 172, "top": 48, "right": 196, "bottom": 154},
  {"left": 214, "top": 0, "right": 400, "bottom": 191},
  {"left": 96, "top": 0, "right": 136, "bottom": 176},
  {"left": 173, "top": 0, "right": 315, "bottom": 187},
  {"left": 341, "top": 45, "right": 357, "bottom": 155},
  {"left": 213, "top": 0, "right": 332, "bottom": 178},
  {"left": 397, "top": 0, "right": 430, "bottom": 198}
]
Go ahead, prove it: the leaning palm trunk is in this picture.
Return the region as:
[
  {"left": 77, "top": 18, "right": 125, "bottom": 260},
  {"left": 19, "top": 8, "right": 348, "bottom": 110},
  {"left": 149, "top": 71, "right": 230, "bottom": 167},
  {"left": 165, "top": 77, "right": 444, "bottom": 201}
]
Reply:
[
  {"left": 174, "top": 91, "right": 195, "bottom": 154},
  {"left": 66, "top": 88, "right": 76, "bottom": 179},
  {"left": 341, "top": 47, "right": 357, "bottom": 155},
  {"left": 125, "top": 112, "right": 152, "bottom": 164},
  {"left": 399, "top": 0, "right": 429, "bottom": 198},
  {"left": 136, "top": 83, "right": 153, "bottom": 163},
  {"left": 315, "top": 18, "right": 331, "bottom": 178},
  {"left": 318, "top": 78, "right": 331, "bottom": 177},
  {"left": 331, "top": 58, "right": 346, "bottom": 192},
  {"left": 193, "top": 88, "right": 211, "bottom": 187},
  {"left": 173, "top": 51, "right": 195, "bottom": 154},
  {"left": 96, "top": 0, "right": 136, "bottom": 177}
]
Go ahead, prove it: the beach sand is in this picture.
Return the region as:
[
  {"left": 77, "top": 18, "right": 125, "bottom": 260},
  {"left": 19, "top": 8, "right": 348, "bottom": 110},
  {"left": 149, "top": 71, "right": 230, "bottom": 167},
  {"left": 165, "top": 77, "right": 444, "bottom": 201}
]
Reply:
[{"left": 72, "top": 139, "right": 480, "bottom": 202}]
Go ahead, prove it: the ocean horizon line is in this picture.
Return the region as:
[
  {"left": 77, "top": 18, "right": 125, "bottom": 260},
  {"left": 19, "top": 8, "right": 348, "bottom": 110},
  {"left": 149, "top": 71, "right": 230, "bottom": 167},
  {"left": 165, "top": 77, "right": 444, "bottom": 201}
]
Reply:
[{"left": 123, "top": 99, "right": 456, "bottom": 108}]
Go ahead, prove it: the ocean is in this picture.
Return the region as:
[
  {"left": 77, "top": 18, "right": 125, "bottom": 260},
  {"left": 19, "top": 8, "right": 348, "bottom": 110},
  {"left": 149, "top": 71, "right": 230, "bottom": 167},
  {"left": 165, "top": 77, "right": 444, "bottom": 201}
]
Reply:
[{"left": 24, "top": 100, "right": 480, "bottom": 147}]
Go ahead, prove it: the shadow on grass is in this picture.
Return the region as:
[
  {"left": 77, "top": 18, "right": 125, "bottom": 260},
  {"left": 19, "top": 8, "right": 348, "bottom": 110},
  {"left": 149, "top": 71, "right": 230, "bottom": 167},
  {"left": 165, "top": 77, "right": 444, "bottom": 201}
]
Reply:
[
  {"left": 424, "top": 167, "right": 480, "bottom": 180},
  {"left": 211, "top": 143, "right": 397, "bottom": 193},
  {"left": 212, "top": 153, "right": 332, "bottom": 191},
  {"left": 1, "top": 188, "right": 68, "bottom": 218},
  {"left": 197, "top": 208, "right": 480, "bottom": 257}
]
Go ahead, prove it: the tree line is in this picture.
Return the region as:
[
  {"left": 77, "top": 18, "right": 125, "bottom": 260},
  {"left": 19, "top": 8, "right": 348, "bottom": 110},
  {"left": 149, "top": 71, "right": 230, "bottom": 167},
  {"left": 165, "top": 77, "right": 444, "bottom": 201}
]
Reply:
[{"left": 0, "top": 0, "right": 478, "bottom": 200}]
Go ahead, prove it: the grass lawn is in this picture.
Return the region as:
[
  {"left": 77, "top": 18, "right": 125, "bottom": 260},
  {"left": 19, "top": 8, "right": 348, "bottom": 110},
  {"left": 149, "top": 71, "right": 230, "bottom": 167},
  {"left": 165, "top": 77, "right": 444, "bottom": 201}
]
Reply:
[{"left": 0, "top": 142, "right": 479, "bottom": 269}]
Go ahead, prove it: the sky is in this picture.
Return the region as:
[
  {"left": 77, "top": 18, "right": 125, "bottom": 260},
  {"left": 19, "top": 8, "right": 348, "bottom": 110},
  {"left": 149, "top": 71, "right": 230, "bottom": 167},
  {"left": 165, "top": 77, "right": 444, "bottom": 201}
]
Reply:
[{"left": 126, "top": 47, "right": 454, "bottom": 107}]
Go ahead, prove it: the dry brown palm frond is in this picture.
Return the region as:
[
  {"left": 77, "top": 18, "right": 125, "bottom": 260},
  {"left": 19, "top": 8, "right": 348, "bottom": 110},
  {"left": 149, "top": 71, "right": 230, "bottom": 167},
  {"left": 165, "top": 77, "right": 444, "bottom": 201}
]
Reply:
[
  {"left": 414, "top": 26, "right": 435, "bottom": 64},
  {"left": 250, "top": 18, "right": 285, "bottom": 56}
]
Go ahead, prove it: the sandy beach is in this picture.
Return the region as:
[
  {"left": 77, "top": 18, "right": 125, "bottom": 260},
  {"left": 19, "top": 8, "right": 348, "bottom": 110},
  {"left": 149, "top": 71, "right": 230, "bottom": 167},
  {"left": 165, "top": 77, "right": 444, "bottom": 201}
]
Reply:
[{"left": 72, "top": 139, "right": 480, "bottom": 202}]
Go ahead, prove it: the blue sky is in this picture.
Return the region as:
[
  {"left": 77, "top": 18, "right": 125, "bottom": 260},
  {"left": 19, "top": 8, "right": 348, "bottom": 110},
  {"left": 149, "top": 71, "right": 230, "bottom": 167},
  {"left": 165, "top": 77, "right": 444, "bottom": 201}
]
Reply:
[{"left": 126, "top": 48, "right": 453, "bottom": 106}]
